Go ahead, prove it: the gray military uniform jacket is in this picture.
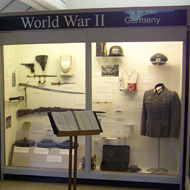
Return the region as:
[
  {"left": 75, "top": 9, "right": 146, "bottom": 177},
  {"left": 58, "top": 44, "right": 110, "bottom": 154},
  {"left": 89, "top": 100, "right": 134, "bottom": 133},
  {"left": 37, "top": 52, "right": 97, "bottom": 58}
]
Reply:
[{"left": 141, "top": 83, "right": 181, "bottom": 138}]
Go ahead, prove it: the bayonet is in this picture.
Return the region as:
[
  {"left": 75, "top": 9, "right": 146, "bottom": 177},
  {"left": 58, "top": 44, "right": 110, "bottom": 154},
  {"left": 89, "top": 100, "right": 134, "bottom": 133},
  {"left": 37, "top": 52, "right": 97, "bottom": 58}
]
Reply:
[
  {"left": 27, "top": 74, "right": 57, "bottom": 77},
  {"left": 27, "top": 74, "right": 57, "bottom": 84},
  {"left": 51, "top": 81, "right": 75, "bottom": 85}
]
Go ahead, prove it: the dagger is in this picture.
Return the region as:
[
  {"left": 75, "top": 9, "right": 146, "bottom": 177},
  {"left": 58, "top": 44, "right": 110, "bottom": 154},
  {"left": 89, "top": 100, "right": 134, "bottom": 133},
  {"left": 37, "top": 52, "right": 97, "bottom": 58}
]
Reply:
[{"left": 51, "top": 81, "right": 75, "bottom": 85}]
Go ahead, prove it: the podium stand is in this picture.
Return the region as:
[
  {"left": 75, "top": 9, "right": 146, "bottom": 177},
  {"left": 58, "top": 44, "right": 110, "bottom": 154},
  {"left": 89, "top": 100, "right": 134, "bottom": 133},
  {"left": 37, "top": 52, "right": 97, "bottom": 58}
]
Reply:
[
  {"left": 57, "top": 130, "right": 101, "bottom": 190},
  {"left": 47, "top": 111, "right": 103, "bottom": 190}
]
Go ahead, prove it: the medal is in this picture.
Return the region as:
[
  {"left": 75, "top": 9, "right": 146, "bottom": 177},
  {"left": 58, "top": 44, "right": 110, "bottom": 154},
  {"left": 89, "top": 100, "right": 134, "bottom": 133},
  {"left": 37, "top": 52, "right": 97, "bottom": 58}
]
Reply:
[{"left": 125, "top": 70, "right": 135, "bottom": 80}]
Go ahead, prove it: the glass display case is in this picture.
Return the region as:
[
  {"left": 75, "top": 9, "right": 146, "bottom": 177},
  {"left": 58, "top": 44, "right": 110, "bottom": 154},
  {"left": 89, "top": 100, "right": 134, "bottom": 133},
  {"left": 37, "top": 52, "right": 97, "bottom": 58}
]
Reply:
[
  {"left": 91, "top": 41, "right": 183, "bottom": 175},
  {"left": 185, "top": 30, "right": 190, "bottom": 190},
  {"left": 3, "top": 43, "right": 86, "bottom": 170}
]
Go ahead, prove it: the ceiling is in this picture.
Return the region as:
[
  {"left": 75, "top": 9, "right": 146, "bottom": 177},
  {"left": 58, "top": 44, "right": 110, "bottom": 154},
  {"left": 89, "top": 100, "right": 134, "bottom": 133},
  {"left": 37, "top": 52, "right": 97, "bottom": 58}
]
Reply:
[
  {"left": 0, "top": 0, "right": 66, "bottom": 13},
  {"left": 0, "top": 0, "right": 34, "bottom": 12}
]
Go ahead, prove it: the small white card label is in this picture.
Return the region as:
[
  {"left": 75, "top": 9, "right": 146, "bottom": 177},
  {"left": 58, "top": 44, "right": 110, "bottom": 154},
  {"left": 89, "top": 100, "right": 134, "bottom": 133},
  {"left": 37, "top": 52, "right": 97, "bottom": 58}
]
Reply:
[
  {"left": 47, "top": 155, "right": 62, "bottom": 163},
  {"left": 34, "top": 148, "right": 49, "bottom": 154},
  {"left": 59, "top": 149, "right": 74, "bottom": 155},
  {"left": 14, "top": 147, "right": 29, "bottom": 153}
]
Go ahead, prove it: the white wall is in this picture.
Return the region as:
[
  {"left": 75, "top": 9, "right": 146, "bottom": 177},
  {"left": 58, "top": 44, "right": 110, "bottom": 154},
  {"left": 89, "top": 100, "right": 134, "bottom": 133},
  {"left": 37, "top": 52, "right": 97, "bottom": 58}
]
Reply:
[{"left": 67, "top": 0, "right": 190, "bottom": 9}]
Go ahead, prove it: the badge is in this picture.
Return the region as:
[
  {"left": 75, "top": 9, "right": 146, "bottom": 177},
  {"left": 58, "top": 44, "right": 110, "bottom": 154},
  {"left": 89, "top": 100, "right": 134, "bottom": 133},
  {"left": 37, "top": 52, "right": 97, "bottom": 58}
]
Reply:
[{"left": 127, "top": 83, "right": 137, "bottom": 92}]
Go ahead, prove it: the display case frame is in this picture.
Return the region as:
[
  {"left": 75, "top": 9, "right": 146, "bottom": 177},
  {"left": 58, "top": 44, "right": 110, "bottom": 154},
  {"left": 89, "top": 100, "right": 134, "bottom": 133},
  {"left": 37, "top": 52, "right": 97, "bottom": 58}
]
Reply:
[
  {"left": 0, "top": 7, "right": 189, "bottom": 190},
  {"left": 185, "top": 27, "right": 190, "bottom": 190}
]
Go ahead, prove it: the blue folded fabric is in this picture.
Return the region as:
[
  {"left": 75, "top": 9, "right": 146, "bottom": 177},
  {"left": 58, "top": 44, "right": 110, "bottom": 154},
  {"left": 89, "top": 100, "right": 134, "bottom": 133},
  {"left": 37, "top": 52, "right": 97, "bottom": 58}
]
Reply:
[
  {"left": 37, "top": 139, "right": 56, "bottom": 148},
  {"left": 56, "top": 140, "right": 79, "bottom": 149}
]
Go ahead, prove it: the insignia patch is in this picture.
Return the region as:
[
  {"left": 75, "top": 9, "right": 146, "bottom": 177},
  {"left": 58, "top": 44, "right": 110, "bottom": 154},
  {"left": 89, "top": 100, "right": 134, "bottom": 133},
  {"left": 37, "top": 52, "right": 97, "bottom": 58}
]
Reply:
[
  {"left": 127, "top": 83, "right": 137, "bottom": 92},
  {"left": 161, "top": 99, "right": 169, "bottom": 102}
]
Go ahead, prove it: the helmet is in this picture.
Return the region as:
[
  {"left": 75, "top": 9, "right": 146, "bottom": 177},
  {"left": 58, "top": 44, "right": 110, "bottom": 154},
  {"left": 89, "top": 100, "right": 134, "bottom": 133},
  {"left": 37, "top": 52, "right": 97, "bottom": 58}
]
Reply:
[
  {"left": 109, "top": 46, "right": 124, "bottom": 56},
  {"left": 150, "top": 53, "right": 168, "bottom": 65}
]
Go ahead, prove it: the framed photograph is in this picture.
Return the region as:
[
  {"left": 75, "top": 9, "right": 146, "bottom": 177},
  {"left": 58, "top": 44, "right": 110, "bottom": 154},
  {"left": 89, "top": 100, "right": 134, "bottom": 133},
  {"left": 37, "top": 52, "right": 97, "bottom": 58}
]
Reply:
[{"left": 101, "top": 64, "right": 119, "bottom": 76}]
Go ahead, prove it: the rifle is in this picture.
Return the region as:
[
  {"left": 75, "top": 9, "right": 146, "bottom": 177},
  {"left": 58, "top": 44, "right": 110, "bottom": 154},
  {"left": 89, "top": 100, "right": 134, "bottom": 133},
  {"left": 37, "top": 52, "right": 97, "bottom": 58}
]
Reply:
[{"left": 17, "top": 107, "right": 105, "bottom": 117}]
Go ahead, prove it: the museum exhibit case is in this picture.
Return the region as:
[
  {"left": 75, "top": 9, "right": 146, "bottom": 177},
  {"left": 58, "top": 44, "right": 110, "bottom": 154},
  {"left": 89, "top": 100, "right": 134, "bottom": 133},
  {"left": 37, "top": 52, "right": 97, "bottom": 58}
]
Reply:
[
  {"left": 185, "top": 27, "right": 190, "bottom": 190},
  {"left": 3, "top": 43, "right": 86, "bottom": 170},
  {"left": 0, "top": 7, "right": 189, "bottom": 190},
  {"left": 91, "top": 41, "right": 183, "bottom": 175}
]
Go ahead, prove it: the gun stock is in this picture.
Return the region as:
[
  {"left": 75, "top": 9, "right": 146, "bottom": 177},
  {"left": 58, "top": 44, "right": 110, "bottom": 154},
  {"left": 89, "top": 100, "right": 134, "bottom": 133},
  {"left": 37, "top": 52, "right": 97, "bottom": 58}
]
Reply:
[
  {"left": 17, "top": 109, "right": 36, "bottom": 117},
  {"left": 17, "top": 107, "right": 105, "bottom": 117}
]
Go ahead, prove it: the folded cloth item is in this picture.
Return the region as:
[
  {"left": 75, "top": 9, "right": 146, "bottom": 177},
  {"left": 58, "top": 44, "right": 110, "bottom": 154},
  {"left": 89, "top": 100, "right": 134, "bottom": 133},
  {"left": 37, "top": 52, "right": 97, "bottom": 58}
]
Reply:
[
  {"left": 56, "top": 140, "right": 78, "bottom": 149},
  {"left": 37, "top": 139, "right": 56, "bottom": 148},
  {"left": 15, "top": 138, "right": 35, "bottom": 147}
]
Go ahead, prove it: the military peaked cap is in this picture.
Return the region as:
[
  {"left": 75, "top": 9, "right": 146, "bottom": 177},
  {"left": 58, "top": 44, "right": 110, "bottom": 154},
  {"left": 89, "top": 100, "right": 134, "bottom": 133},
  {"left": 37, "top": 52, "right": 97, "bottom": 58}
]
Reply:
[{"left": 150, "top": 53, "right": 168, "bottom": 65}]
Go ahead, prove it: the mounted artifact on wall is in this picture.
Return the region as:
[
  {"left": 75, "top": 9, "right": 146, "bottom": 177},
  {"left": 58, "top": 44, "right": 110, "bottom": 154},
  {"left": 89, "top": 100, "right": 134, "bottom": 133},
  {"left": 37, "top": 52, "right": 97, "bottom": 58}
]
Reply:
[
  {"left": 60, "top": 54, "right": 73, "bottom": 76},
  {"left": 150, "top": 53, "right": 168, "bottom": 65},
  {"left": 122, "top": 69, "right": 138, "bottom": 92},
  {"left": 96, "top": 42, "right": 107, "bottom": 56},
  {"left": 36, "top": 55, "right": 48, "bottom": 71}
]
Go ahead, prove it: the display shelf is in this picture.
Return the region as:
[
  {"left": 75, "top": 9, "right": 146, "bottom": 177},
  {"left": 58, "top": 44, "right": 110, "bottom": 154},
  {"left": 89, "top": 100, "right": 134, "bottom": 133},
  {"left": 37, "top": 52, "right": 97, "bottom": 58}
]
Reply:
[
  {"left": 92, "top": 167, "right": 178, "bottom": 175},
  {"left": 2, "top": 166, "right": 180, "bottom": 184},
  {"left": 102, "top": 137, "right": 128, "bottom": 140},
  {"left": 92, "top": 100, "right": 112, "bottom": 104}
]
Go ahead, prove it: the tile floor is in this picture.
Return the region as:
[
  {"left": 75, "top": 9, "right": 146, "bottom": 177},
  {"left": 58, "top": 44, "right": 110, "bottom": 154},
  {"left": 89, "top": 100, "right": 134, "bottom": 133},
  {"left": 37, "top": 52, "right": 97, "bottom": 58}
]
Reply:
[{"left": 0, "top": 180, "right": 161, "bottom": 190}]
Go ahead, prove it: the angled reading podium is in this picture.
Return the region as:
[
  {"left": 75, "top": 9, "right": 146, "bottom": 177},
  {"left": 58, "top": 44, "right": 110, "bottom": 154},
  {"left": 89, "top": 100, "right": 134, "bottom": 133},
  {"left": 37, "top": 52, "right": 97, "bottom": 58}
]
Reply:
[{"left": 48, "top": 110, "right": 103, "bottom": 190}]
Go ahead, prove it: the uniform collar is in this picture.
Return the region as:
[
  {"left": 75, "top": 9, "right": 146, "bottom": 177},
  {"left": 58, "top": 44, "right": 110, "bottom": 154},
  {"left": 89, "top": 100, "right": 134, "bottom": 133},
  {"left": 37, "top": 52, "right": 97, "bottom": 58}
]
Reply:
[{"left": 154, "top": 83, "right": 165, "bottom": 94}]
